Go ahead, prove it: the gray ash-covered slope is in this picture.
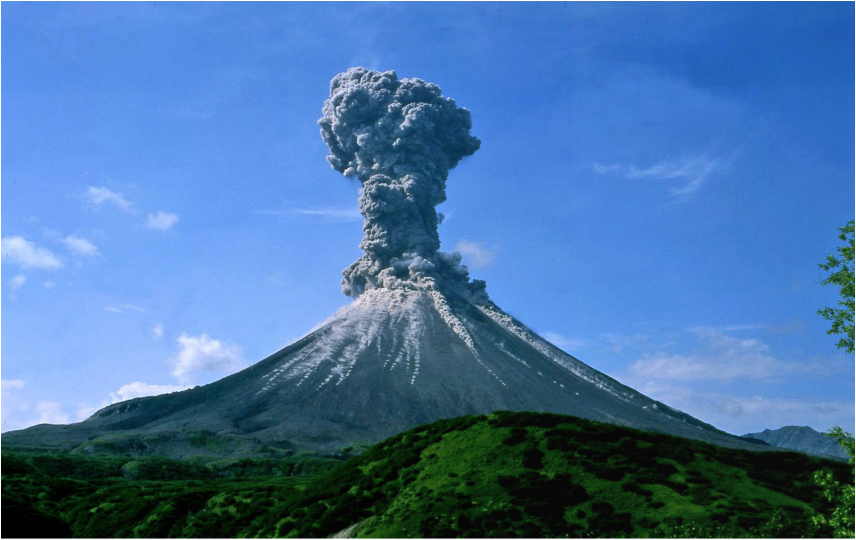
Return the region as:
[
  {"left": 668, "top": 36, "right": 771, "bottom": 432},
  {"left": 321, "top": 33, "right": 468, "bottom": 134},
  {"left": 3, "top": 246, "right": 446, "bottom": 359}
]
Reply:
[
  {"left": 4, "top": 287, "right": 765, "bottom": 455},
  {"left": 3, "top": 68, "right": 770, "bottom": 456}
]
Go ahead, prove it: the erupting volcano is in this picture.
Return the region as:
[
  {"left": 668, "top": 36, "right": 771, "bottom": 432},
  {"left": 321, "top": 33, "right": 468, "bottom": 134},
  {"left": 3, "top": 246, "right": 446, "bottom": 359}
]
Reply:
[{"left": 3, "top": 69, "right": 768, "bottom": 456}]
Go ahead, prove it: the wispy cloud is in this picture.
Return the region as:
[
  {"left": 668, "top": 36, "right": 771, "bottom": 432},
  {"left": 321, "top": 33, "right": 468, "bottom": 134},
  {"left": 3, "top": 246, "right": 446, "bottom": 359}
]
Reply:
[
  {"left": 171, "top": 333, "right": 247, "bottom": 385},
  {"left": 145, "top": 211, "right": 180, "bottom": 231},
  {"left": 1, "top": 399, "right": 77, "bottom": 431},
  {"left": 2, "top": 401, "right": 72, "bottom": 431},
  {"left": 630, "top": 327, "right": 801, "bottom": 381},
  {"left": 60, "top": 381, "right": 191, "bottom": 424},
  {"left": 152, "top": 323, "right": 164, "bottom": 339},
  {"left": 598, "top": 332, "right": 650, "bottom": 355},
  {"left": 62, "top": 234, "right": 99, "bottom": 256},
  {"left": 453, "top": 240, "right": 498, "bottom": 268},
  {"left": 1, "top": 380, "right": 30, "bottom": 432},
  {"left": 103, "top": 304, "right": 147, "bottom": 314},
  {"left": 593, "top": 154, "right": 723, "bottom": 197},
  {"left": 714, "top": 321, "right": 805, "bottom": 335},
  {"left": 33, "top": 401, "right": 70, "bottom": 425},
  {"left": 0, "top": 381, "right": 80, "bottom": 431},
  {"left": 627, "top": 327, "right": 849, "bottom": 384},
  {"left": 260, "top": 206, "right": 362, "bottom": 222},
  {"left": 108, "top": 381, "right": 187, "bottom": 404},
  {"left": 1, "top": 236, "right": 62, "bottom": 269},
  {"left": 634, "top": 380, "right": 853, "bottom": 435},
  {"left": 75, "top": 405, "right": 99, "bottom": 422},
  {"left": 8, "top": 274, "right": 27, "bottom": 290},
  {"left": 542, "top": 332, "right": 586, "bottom": 353},
  {"left": 84, "top": 186, "right": 135, "bottom": 213},
  {"left": 1, "top": 379, "right": 26, "bottom": 391},
  {"left": 296, "top": 208, "right": 361, "bottom": 221},
  {"left": 20, "top": 335, "right": 241, "bottom": 430}
]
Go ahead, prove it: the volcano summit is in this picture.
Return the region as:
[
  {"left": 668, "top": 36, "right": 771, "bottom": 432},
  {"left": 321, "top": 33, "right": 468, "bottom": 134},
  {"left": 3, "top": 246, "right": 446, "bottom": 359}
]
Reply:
[{"left": 3, "top": 69, "right": 767, "bottom": 456}]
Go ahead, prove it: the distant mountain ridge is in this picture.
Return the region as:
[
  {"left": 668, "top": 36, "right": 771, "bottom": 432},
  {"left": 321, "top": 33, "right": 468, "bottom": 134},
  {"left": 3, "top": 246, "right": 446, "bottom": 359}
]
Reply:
[{"left": 742, "top": 426, "right": 848, "bottom": 461}]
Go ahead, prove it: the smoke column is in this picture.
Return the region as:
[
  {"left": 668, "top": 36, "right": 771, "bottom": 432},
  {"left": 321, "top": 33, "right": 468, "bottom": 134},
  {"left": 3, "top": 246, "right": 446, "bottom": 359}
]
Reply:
[{"left": 319, "top": 68, "right": 488, "bottom": 302}]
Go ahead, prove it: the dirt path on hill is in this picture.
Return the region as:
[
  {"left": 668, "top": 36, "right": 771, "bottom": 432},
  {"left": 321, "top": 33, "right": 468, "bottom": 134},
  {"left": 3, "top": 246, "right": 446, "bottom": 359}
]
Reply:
[{"left": 331, "top": 518, "right": 371, "bottom": 538}]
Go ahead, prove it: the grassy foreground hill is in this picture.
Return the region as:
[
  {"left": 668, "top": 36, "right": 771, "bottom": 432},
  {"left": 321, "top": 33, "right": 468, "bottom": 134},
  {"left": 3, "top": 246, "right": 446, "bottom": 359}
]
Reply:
[{"left": 2, "top": 411, "right": 851, "bottom": 538}]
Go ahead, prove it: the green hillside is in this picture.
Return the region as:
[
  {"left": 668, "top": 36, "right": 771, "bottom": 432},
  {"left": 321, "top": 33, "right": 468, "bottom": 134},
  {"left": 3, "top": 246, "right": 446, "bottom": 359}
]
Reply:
[
  {"left": 2, "top": 412, "right": 850, "bottom": 538},
  {"left": 0, "top": 451, "right": 344, "bottom": 538}
]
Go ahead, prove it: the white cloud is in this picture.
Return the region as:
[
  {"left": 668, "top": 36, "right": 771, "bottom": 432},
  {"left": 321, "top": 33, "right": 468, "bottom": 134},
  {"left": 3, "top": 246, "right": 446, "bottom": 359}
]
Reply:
[
  {"left": 153, "top": 323, "right": 164, "bottom": 339},
  {"left": 8, "top": 274, "right": 26, "bottom": 290},
  {"left": 718, "top": 323, "right": 765, "bottom": 332},
  {"left": 3, "top": 378, "right": 191, "bottom": 431},
  {"left": 76, "top": 405, "right": 99, "bottom": 422},
  {"left": 34, "top": 402, "right": 70, "bottom": 425},
  {"left": 542, "top": 332, "right": 586, "bottom": 353},
  {"left": 261, "top": 206, "right": 362, "bottom": 222},
  {"left": 85, "top": 186, "right": 134, "bottom": 213},
  {"left": 1, "top": 381, "right": 31, "bottom": 433},
  {"left": 60, "top": 381, "right": 188, "bottom": 425},
  {"left": 104, "top": 304, "right": 147, "bottom": 314},
  {"left": 2, "top": 379, "right": 26, "bottom": 391},
  {"left": 108, "top": 381, "right": 187, "bottom": 404},
  {"left": 633, "top": 380, "right": 853, "bottom": 435},
  {"left": 593, "top": 155, "right": 722, "bottom": 197},
  {"left": 171, "top": 333, "right": 247, "bottom": 384},
  {"left": 598, "top": 332, "right": 650, "bottom": 355},
  {"left": 43, "top": 281, "right": 56, "bottom": 289},
  {"left": 453, "top": 240, "right": 498, "bottom": 268},
  {"left": 718, "top": 321, "right": 806, "bottom": 334},
  {"left": 296, "top": 207, "right": 361, "bottom": 221},
  {"left": 1, "top": 236, "right": 62, "bottom": 269},
  {"left": 62, "top": 235, "right": 99, "bottom": 256},
  {"left": 610, "top": 325, "right": 855, "bottom": 434},
  {"left": 2, "top": 379, "right": 190, "bottom": 432},
  {"left": 629, "top": 328, "right": 801, "bottom": 381},
  {"left": 145, "top": 211, "right": 179, "bottom": 231},
  {"left": 1, "top": 383, "right": 74, "bottom": 431}
]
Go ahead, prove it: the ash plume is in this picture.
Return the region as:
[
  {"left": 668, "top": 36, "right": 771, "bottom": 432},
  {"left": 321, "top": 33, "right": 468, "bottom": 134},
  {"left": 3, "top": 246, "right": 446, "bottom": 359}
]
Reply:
[{"left": 319, "top": 67, "right": 487, "bottom": 301}]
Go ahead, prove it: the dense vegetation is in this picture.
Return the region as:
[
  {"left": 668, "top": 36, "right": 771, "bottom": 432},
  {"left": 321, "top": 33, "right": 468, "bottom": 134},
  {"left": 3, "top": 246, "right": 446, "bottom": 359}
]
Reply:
[
  {"left": 817, "top": 219, "right": 854, "bottom": 354},
  {"left": 0, "top": 451, "right": 344, "bottom": 538},
  {"left": 814, "top": 219, "right": 856, "bottom": 538},
  {"left": 2, "top": 412, "right": 851, "bottom": 538}
]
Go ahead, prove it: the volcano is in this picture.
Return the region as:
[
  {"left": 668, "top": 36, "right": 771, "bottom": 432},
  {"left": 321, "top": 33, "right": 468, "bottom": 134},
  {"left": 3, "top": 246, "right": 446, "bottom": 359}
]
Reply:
[
  {"left": 2, "top": 286, "right": 765, "bottom": 455},
  {"left": 3, "top": 68, "right": 768, "bottom": 456}
]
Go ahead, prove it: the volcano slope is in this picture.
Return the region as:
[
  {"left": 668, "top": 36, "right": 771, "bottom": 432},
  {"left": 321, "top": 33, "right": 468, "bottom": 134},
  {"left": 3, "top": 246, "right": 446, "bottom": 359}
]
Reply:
[
  {"left": 2, "top": 287, "right": 767, "bottom": 456},
  {"left": 2, "top": 68, "right": 771, "bottom": 457}
]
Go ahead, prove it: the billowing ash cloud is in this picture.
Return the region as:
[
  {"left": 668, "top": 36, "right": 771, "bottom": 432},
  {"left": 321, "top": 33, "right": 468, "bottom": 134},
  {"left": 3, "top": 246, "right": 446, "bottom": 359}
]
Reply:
[{"left": 319, "top": 67, "right": 488, "bottom": 301}]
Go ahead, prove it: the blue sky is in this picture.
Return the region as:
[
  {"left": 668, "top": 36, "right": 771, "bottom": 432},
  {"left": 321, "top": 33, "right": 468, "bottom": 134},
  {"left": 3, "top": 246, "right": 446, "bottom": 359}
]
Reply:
[{"left": 2, "top": 2, "right": 853, "bottom": 436}]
